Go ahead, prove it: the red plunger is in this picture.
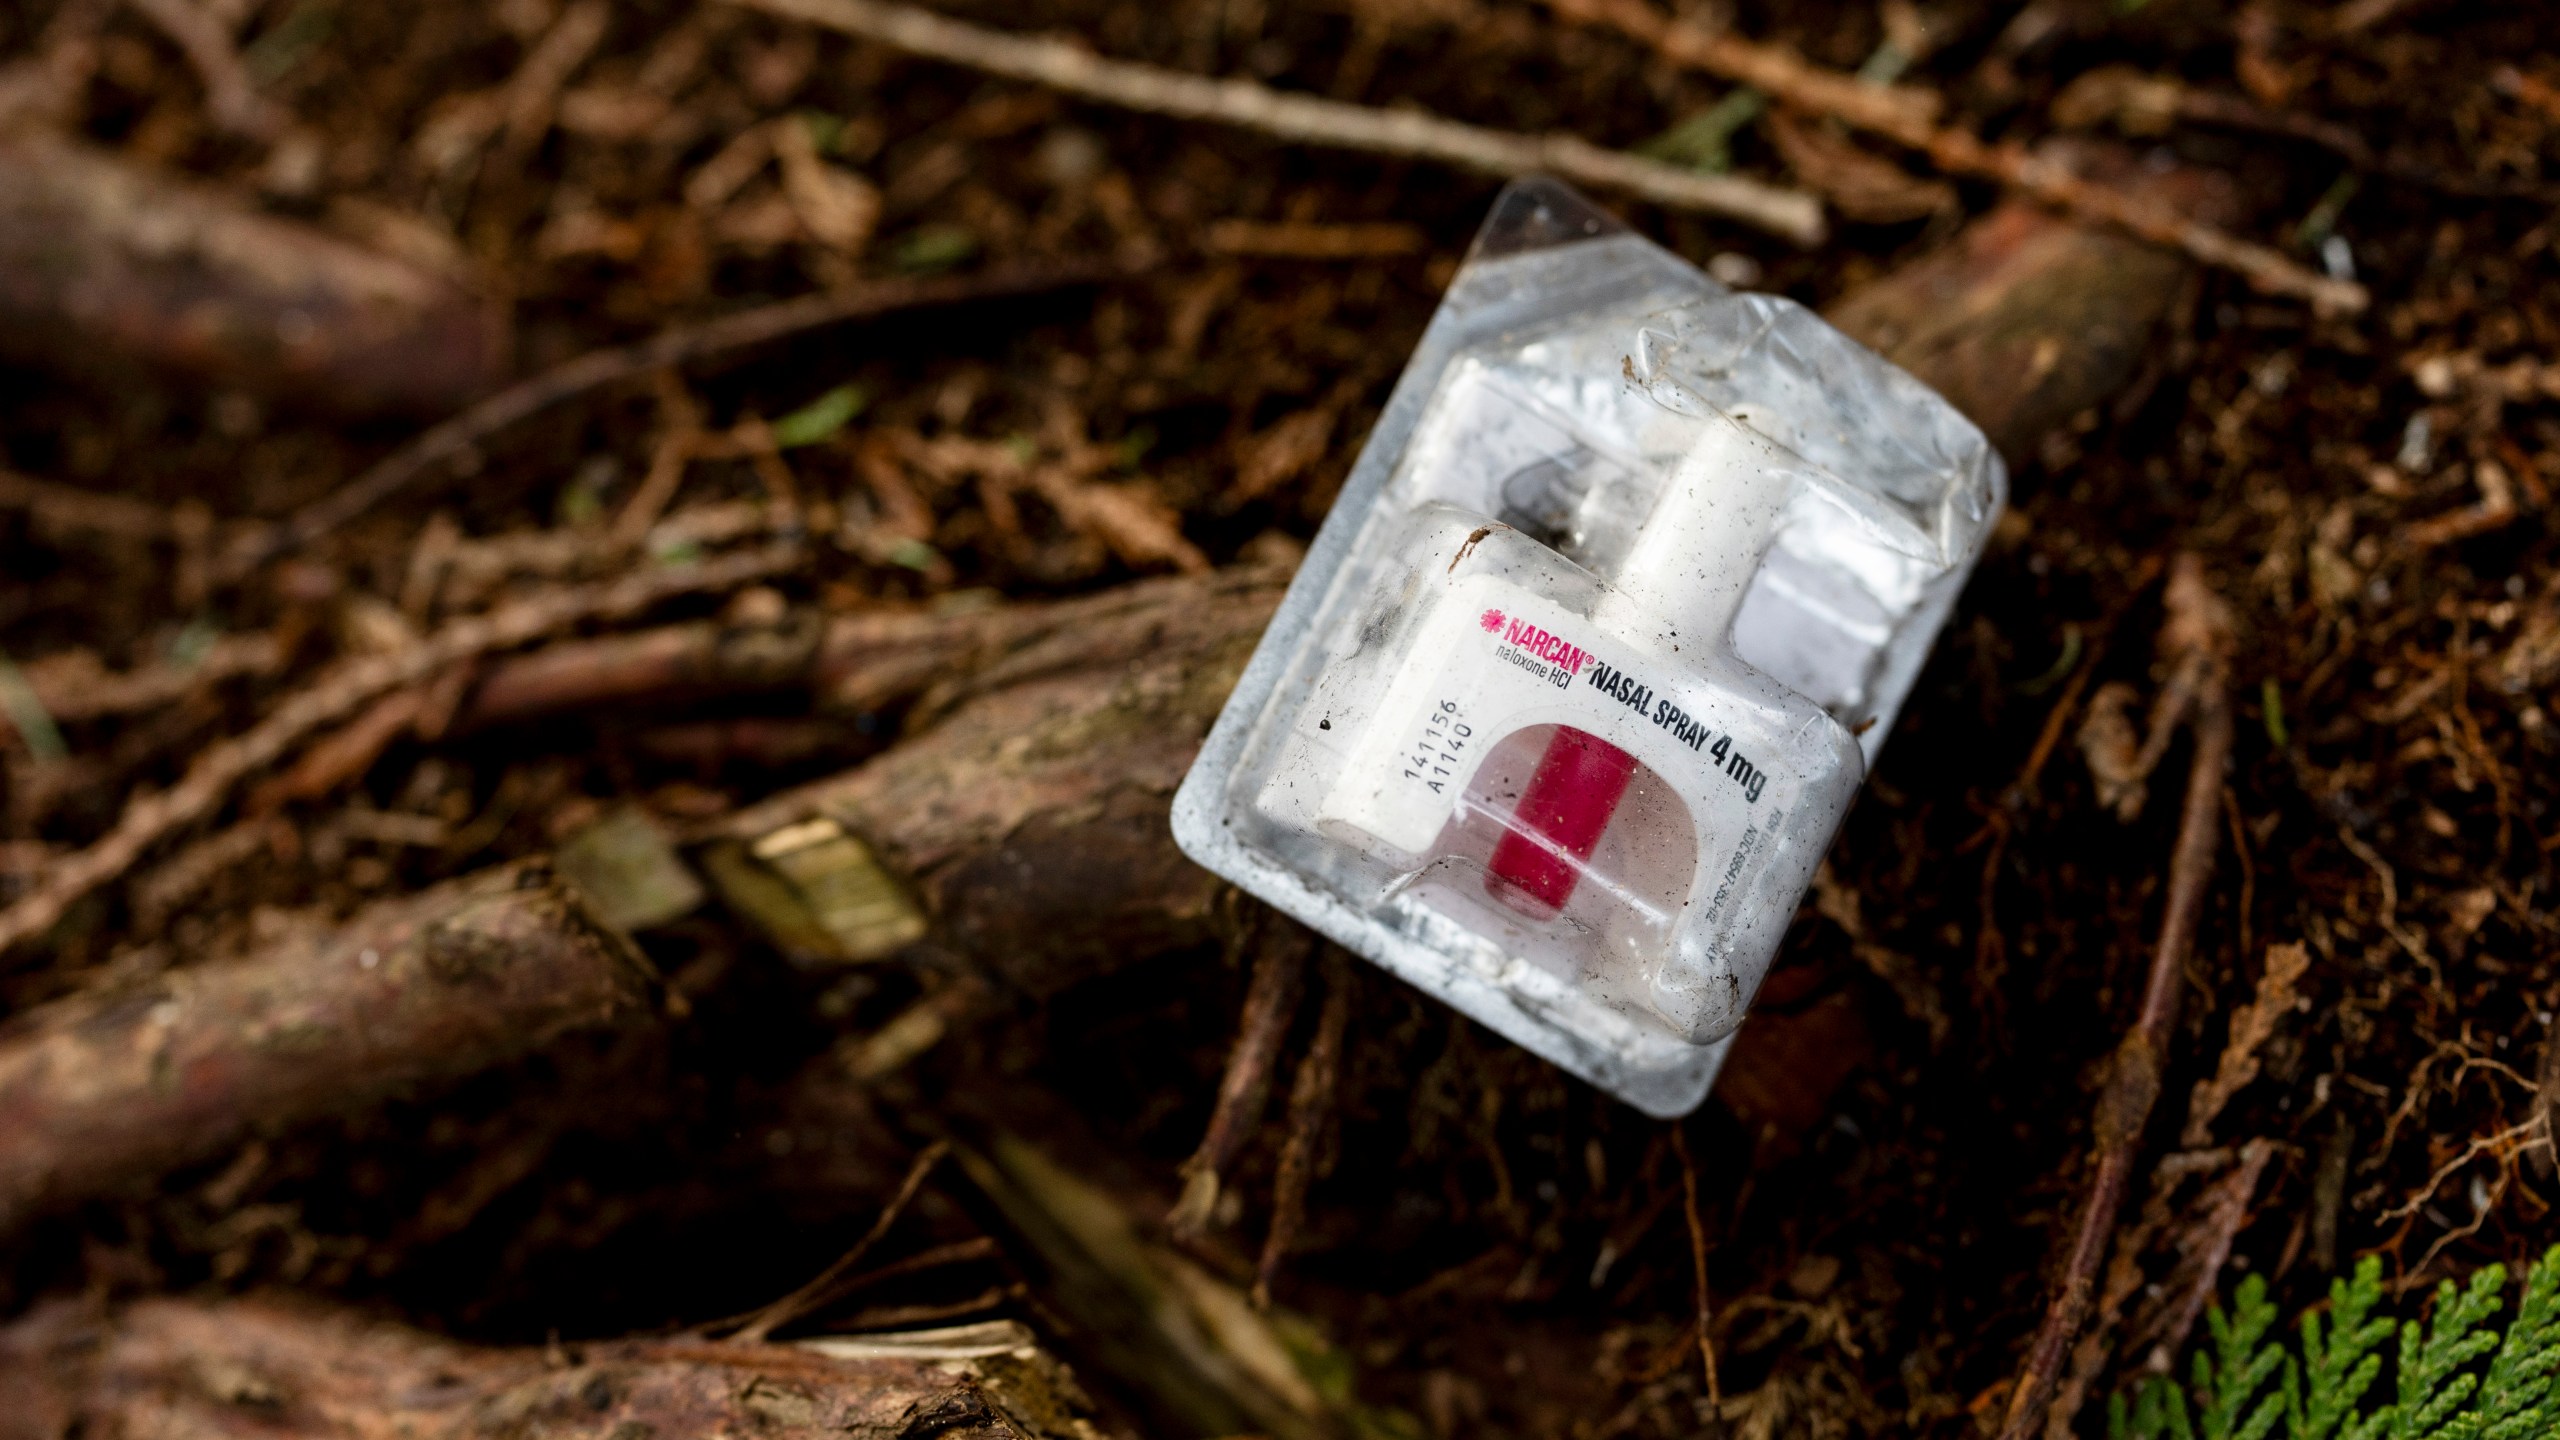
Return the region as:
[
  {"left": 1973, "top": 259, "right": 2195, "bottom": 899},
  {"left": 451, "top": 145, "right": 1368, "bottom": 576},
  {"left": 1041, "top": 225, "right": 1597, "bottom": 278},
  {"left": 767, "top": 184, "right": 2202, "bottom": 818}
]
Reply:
[{"left": 1486, "top": 726, "right": 1638, "bottom": 915}]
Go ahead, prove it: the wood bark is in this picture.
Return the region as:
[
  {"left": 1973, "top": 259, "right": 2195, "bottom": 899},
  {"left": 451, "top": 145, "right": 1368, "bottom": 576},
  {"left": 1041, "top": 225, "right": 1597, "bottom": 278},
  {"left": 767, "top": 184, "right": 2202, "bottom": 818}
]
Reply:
[
  {"left": 0, "top": 1295, "right": 1110, "bottom": 1440},
  {"left": 0, "top": 133, "right": 506, "bottom": 417},
  {"left": 1825, "top": 142, "right": 2237, "bottom": 463},
  {"left": 713, "top": 566, "right": 1285, "bottom": 996},
  {"left": 453, "top": 567, "right": 1265, "bottom": 733},
  {"left": 0, "top": 860, "right": 655, "bottom": 1238}
]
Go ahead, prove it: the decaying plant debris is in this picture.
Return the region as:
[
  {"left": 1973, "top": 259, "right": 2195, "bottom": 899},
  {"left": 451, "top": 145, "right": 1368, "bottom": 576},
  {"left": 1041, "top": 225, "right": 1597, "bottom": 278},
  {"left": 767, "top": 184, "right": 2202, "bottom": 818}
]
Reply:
[{"left": 1, "top": 0, "right": 2557, "bottom": 1436}]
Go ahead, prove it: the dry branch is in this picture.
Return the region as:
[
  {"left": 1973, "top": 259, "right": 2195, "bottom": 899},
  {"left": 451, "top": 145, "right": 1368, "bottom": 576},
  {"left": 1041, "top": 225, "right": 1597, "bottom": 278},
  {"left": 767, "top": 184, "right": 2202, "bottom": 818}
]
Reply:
[
  {"left": 0, "top": 133, "right": 503, "bottom": 415},
  {"left": 1169, "top": 917, "right": 1311, "bottom": 1239},
  {"left": 727, "top": 0, "right": 1826, "bottom": 243},
  {"left": 712, "top": 566, "right": 1285, "bottom": 992},
  {"left": 0, "top": 1294, "right": 1109, "bottom": 1440},
  {"left": 1255, "top": 948, "right": 1350, "bottom": 1306},
  {"left": 14, "top": 632, "right": 286, "bottom": 726},
  {"left": 0, "top": 860, "right": 654, "bottom": 1239},
  {"left": 0, "top": 544, "right": 803, "bottom": 960},
  {"left": 453, "top": 567, "right": 1242, "bottom": 734},
  {"left": 1549, "top": 0, "right": 2367, "bottom": 312},
  {"left": 1996, "top": 556, "right": 2236, "bottom": 1440},
  {"left": 1823, "top": 143, "right": 2235, "bottom": 463},
  {"left": 2046, "top": 67, "right": 2547, "bottom": 198},
  {"left": 129, "top": 0, "right": 288, "bottom": 140},
  {"left": 732, "top": 1141, "right": 952, "bottom": 1343},
  {"left": 246, "top": 258, "right": 1130, "bottom": 571}
]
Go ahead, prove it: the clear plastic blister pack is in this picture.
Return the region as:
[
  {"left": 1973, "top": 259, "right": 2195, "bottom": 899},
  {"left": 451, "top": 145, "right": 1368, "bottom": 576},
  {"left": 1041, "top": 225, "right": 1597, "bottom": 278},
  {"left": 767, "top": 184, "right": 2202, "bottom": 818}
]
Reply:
[{"left": 1172, "top": 180, "right": 2004, "bottom": 1116}]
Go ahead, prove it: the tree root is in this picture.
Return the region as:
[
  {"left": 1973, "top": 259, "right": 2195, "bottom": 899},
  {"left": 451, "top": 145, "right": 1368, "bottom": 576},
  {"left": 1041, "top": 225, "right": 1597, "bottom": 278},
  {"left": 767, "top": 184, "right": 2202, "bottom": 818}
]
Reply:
[
  {"left": 0, "top": 1292, "right": 1111, "bottom": 1440},
  {"left": 1997, "top": 556, "right": 2236, "bottom": 1440},
  {"left": 0, "top": 859, "right": 657, "bottom": 1239}
]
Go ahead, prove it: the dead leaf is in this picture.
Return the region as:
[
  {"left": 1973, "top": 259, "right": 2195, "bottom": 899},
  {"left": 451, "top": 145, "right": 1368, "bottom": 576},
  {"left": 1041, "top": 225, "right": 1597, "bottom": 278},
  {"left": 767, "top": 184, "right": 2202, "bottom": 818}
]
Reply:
[
  {"left": 247, "top": 687, "right": 427, "bottom": 814},
  {"left": 1766, "top": 112, "right": 1954, "bottom": 224},
  {"left": 1030, "top": 472, "right": 1209, "bottom": 575},
  {"left": 2444, "top": 887, "right": 2498, "bottom": 937},
  {"left": 2181, "top": 943, "right": 2311, "bottom": 1147},
  {"left": 2078, "top": 681, "right": 2147, "bottom": 821},
  {"left": 772, "top": 115, "right": 880, "bottom": 254},
  {"left": 2050, "top": 66, "right": 2183, "bottom": 136},
  {"left": 1229, "top": 408, "right": 1336, "bottom": 507}
]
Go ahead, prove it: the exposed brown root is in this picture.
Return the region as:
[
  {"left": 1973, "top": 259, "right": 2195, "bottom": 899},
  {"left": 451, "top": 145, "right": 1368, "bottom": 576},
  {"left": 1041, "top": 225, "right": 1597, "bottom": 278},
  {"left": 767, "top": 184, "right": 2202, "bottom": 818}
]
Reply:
[
  {"left": 1254, "top": 948, "right": 1351, "bottom": 1308},
  {"left": 1170, "top": 915, "right": 1311, "bottom": 1241},
  {"left": 1996, "top": 557, "right": 2237, "bottom": 1440}
]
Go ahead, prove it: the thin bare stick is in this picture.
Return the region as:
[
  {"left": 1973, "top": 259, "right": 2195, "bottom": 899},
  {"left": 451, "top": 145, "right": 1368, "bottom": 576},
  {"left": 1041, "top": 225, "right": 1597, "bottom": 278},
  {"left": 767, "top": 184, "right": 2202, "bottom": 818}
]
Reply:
[
  {"left": 2125, "top": 1139, "right": 2276, "bottom": 1374},
  {"left": 2054, "top": 69, "right": 2552, "bottom": 201},
  {"left": 128, "top": 0, "right": 288, "bottom": 140},
  {"left": 236, "top": 259, "right": 1125, "bottom": 575},
  {"left": 1254, "top": 949, "right": 1352, "bottom": 1308},
  {"left": 17, "top": 634, "right": 285, "bottom": 725},
  {"left": 1673, "top": 1124, "right": 1723, "bottom": 1407},
  {"left": 611, "top": 412, "right": 703, "bottom": 551},
  {"left": 1996, "top": 559, "right": 2236, "bottom": 1440},
  {"left": 0, "top": 0, "right": 112, "bottom": 131},
  {"left": 1169, "top": 916, "right": 1312, "bottom": 1239},
  {"left": 0, "top": 544, "right": 803, "bottom": 959},
  {"left": 0, "top": 467, "right": 190, "bottom": 543},
  {"left": 1547, "top": 0, "right": 2366, "bottom": 313},
  {"left": 731, "top": 1140, "right": 951, "bottom": 1343},
  {"left": 727, "top": 0, "right": 1825, "bottom": 244}
]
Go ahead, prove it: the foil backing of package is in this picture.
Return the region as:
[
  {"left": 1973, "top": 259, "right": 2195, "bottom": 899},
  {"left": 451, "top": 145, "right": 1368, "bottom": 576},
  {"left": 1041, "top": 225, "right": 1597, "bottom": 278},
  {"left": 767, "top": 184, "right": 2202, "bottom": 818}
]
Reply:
[{"left": 1173, "top": 180, "right": 2004, "bottom": 1115}]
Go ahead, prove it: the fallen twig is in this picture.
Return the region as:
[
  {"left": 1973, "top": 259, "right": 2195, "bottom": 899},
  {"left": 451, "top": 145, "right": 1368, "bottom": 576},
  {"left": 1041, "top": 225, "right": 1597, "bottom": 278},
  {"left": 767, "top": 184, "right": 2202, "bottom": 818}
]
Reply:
[
  {"left": 1821, "top": 150, "right": 2229, "bottom": 463},
  {"left": 129, "top": 0, "right": 289, "bottom": 140},
  {"left": 14, "top": 632, "right": 285, "bottom": 726},
  {"left": 0, "top": 132, "right": 505, "bottom": 416},
  {"left": 1673, "top": 1123, "right": 1723, "bottom": 1407},
  {"left": 731, "top": 1140, "right": 952, "bottom": 1342},
  {"left": 0, "top": 467, "right": 198, "bottom": 546},
  {"left": 239, "top": 258, "right": 1129, "bottom": 574},
  {"left": 457, "top": 561, "right": 1266, "bottom": 736},
  {"left": 726, "top": 0, "right": 1826, "bottom": 244},
  {"left": 1549, "top": 0, "right": 2368, "bottom": 312},
  {"left": 1255, "top": 948, "right": 1350, "bottom": 1307},
  {"left": 2124, "top": 1139, "right": 2277, "bottom": 1374},
  {"left": 1996, "top": 555, "right": 2237, "bottom": 1440},
  {"left": 0, "top": 544, "right": 802, "bottom": 959},
  {"left": 1170, "top": 915, "right": 1311, "bottom": 1240},
  {"left": 2043, "top": 1148, "right": 2252, "bottom": 1437},
  {"left": 0, "top": 860, "right": 654, "bottom": 1238},
  {"left": 0, "top": 1294, "right": 1106, "bottom": 1440},
  {"left": 2052, "top": 66, "right": 2556, "bottom": 201}
]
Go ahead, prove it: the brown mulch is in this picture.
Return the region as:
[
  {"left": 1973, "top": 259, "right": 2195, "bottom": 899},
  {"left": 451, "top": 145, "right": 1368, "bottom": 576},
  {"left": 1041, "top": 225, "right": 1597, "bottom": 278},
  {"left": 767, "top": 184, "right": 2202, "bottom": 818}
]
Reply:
[{"left": 3, "top": 1, "right": 2558, "bottom": 1437}]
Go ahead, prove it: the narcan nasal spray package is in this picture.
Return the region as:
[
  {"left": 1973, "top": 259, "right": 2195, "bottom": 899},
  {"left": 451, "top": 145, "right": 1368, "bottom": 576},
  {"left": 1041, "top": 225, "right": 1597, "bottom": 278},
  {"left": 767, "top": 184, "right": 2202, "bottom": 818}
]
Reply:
[{"left": 1172, "top": 180, "right": 2003, "bottom": 1116}]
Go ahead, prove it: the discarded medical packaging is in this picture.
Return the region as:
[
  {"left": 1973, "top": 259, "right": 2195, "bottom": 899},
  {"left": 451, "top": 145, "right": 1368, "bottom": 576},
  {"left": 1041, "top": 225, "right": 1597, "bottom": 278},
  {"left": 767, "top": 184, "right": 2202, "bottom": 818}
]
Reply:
[{"left": 1171, "top": 179, "right": 2004, "bottom": 1116}]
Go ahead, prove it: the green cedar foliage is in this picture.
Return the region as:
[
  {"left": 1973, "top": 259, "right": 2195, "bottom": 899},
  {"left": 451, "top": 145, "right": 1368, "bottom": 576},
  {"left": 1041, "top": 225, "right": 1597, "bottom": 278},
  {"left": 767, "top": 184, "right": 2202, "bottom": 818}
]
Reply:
[{"left": 2107, "top": 1249, "right": 2560, "bottom": 1440}]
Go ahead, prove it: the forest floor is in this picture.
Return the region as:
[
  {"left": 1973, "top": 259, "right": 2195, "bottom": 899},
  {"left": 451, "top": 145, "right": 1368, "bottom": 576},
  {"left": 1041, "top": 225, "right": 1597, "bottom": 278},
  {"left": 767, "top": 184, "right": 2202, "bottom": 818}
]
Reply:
[{"left": 2, "top": 0, "right": 2558, "bottom": 1437}]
